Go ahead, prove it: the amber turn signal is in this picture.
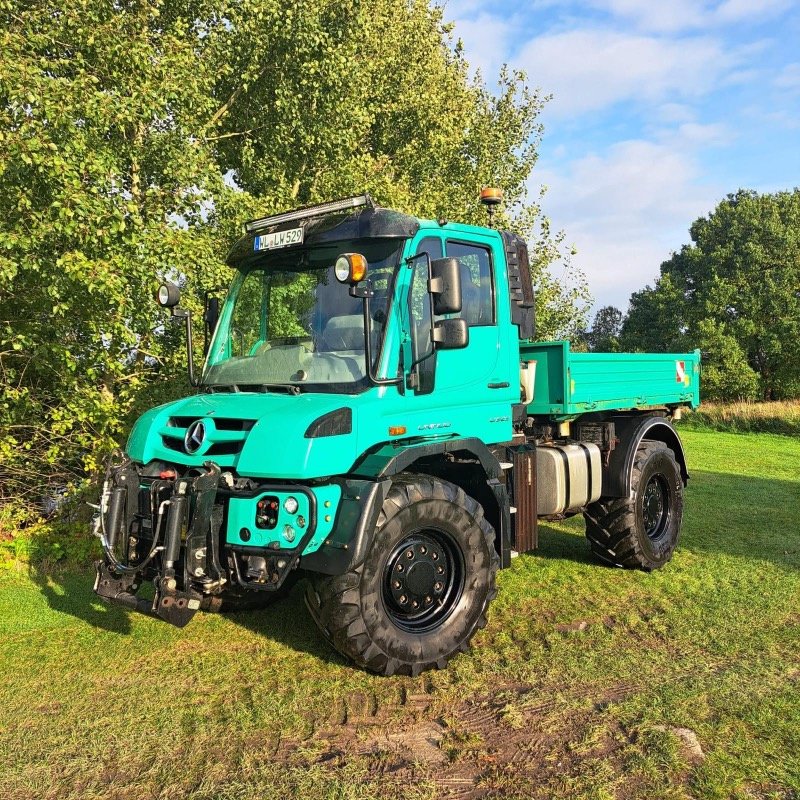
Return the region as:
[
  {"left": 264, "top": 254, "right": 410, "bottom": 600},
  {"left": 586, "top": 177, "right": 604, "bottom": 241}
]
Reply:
[
  {"left": 334, "top": 253, "right": 368, "bottom": 284},
  {"left": 388, "top": 425, "right": 407, "bottom": 436}
]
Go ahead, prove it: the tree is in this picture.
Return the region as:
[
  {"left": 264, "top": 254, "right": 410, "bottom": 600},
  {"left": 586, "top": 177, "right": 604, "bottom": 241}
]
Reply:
[
  {"left": 0, "top": 0, "right": 588, "bottom": 537},
  {"left": 621, "top": 189, "right": 800, "bottom": 401},
  {"left": 587, "top": 305, "right": 623, "bottom": 352}
]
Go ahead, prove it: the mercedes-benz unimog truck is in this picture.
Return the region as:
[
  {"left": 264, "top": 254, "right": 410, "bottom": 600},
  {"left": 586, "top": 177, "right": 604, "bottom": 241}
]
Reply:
[{"left": 93, "top": 192, "right": 700, "bottom": 676}]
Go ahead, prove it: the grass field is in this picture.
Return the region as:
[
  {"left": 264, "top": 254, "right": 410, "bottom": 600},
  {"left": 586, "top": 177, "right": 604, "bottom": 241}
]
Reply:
[{"left": 1, "top": 429, "right": 799, "bottom": 799}]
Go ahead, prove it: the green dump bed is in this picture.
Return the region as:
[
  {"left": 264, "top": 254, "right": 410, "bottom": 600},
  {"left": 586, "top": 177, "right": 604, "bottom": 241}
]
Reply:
[{"left": 520, "top": 341, "right": 701, "bottom": 419}]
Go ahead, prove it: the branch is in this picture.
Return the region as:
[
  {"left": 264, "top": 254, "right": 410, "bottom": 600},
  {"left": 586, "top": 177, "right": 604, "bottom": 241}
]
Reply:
[{"left": 203, "top": 65, "right": 269, "bottom": 132}]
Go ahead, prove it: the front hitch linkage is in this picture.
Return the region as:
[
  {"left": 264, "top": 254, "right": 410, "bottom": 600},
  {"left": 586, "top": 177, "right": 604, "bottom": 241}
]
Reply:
[{"left": 93, "top": 460, "right": 222, "bottom": 628}]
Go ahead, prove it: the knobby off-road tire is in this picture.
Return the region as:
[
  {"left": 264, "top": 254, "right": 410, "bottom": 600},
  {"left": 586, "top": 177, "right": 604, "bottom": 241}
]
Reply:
[
  {"left": 584, "top": 440, "right": 683, "bottom": 571},
  {"left": 305, "top": 474, "right": 499, "bottom": 676}
]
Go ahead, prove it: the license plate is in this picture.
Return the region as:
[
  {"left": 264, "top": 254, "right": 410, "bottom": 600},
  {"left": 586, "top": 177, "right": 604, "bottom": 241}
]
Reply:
[{"left": 254, "top": 226, "right": 304, "bottom": 252}]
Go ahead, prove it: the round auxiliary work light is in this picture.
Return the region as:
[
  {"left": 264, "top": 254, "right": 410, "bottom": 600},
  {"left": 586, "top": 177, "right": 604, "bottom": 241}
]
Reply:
[
  {"left": 283, "top": 496, "right": 299, "bottom": 514},
  {"left": 156, "top": 282, "right": 181, "bottom": 308},
  {"left": 334, "top": 253, "right": 368, "bottom": 284}
]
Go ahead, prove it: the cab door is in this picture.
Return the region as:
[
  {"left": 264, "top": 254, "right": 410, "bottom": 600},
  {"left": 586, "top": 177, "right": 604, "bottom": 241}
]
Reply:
[{"left": 395, "top": 230, "right": 516, "bottom": 443}]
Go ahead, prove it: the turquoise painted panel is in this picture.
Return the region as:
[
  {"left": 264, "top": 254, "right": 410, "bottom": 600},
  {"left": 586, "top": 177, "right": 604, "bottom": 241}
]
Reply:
[
  {"left": 226, "top": 484, "right": 341, "bottom": 552},
  {"left": 126, "top": 220, "right": 523, "bottom": 481},
  {"left": 521, "top": 341, "right": 701, "bottom": 417}
]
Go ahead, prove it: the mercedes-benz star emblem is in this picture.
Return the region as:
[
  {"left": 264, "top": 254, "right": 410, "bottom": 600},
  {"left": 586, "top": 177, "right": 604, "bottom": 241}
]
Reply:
[{"left": 184, "top": 420, "right": 206, "bottom": 454}]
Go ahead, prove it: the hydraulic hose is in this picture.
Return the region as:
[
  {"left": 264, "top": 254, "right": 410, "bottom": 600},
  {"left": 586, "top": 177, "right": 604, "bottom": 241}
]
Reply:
[{"left": 98, "top": 493, "right": 169, "bottom": 576}]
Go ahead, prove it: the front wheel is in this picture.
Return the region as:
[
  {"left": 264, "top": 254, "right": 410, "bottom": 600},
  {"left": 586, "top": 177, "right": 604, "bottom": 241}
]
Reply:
[
  {"left": 305, "top": 474, "right": 499, "bottom": 676},
  {"left": 584, "top": 440, "right": 683, "bottom": 570}
]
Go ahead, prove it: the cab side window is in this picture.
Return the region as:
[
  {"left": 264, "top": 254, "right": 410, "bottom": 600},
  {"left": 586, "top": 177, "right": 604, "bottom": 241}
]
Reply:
[{"left": 446, "top": 241, "right": 494, "bottom": 326}]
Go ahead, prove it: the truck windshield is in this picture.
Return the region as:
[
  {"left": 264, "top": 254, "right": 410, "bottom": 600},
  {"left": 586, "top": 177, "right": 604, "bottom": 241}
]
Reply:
[{"left": 203, "top": 238, "right": 403, "bottom": 392}]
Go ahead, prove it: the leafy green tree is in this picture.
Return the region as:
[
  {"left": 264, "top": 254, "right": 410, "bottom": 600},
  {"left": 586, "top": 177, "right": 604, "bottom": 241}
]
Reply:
[
  {"left": 621, "top": 189, "right": 800, "bottom": 400},
  {"left": 587, "top": 305, "right": 623, "bottom": 352},
  {"left": 0, "top": 0, "right": 224, "bottom": 518},
  {"left": 0, "top": 0, "right": 588, "bottom": 537}
]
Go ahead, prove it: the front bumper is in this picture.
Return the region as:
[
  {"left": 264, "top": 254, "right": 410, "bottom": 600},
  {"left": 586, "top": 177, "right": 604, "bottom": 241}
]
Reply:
[{"left": 92, "top": 459, "right": 323, "bottom": 627}]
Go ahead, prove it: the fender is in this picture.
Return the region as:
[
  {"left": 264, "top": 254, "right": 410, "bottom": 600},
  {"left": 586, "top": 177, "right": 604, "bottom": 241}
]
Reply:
[
  {"left": 301, "top": 438, "right": 513, "bottom": 575},
  {"left": 602, "top": 414, "right": 689, "bottom": 498}
]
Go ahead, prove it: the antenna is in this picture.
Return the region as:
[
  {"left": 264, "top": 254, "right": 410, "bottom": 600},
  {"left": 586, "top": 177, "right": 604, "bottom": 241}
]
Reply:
[{"left": 479, "top": 187, "right": 503, "bottom": 228}]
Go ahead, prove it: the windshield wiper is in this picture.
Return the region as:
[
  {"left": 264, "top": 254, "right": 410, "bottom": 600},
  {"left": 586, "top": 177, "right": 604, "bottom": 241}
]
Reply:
[
  {"left": 204, "top": 383, "right": 301, "bottom": 395},
  {"left": 259, "top": 383, "right": 302, "bottom": 395}
]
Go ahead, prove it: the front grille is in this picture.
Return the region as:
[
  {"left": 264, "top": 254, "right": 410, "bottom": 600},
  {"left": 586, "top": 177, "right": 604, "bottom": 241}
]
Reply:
[
  {"left": 167, "top": 416, "right": 255, "bottom": 432},
  {"left": 160, "top": 417, "right": 256, "bottom": 457}
]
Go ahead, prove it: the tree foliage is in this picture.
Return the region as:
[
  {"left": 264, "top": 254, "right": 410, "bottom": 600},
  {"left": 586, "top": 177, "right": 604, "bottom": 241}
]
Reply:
[
  {"left": 0, "top": 0, "right": 587, "bottom": 534},
  {"left": 586, "top": 305, "right": 623, "bottom": 352},
  {"left": 621, "top": 189, "right": 800, "bottom": 401}
]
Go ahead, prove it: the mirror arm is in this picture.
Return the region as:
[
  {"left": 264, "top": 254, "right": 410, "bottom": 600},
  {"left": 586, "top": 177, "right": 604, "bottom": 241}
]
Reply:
[
  {"left": 172, "top": 308, "right": 199, "bottom": 387},
  {"left": 351, "top": 283, "right": 401, "bottom": 387}
]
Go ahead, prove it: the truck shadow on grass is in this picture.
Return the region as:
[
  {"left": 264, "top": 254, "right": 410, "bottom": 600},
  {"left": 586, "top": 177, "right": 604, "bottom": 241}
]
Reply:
[
  {"left": 28, "top": 469, "right": 799, "bottom": 655},
  {"left": 27, "top": 565, "right": 134, "bottom": 634}
]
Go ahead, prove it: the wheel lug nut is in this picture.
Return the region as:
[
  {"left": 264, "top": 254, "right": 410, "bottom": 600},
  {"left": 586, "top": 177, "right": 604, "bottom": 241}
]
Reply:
[
  {"left": 437, "top": 565, "right": 444, "bottom": 574},
  {"left": 412, "top": 600, "right": 419, "bottom": 609},
  {"left": 406, "top": 549, "right": 414, "bottom": 559},
  {"left": 396, "top": 563, "right": 404, "bottom": 572},
  {"left": 419, "top": 545, "right": 427, "bottom": 555},
  {"left": 399, "top": 595, "right": 407, "bottom": 604},
  {"left": 434, "top": 581, "right": 442, "bottom": 592},
  {"left": 425, "top": 595, "right": 432, "bottom": 604},
  {"left": 393, "top": 580, "right": 401, "bottom": 589}
]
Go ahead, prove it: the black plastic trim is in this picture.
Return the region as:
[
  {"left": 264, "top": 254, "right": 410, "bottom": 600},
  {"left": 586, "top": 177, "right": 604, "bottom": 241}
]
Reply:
[
  {"left": 602, "top": 414, "right": 689, "bottom": 497},
  {"left": 227, "top": 207, "right": 419, "bottom": 269},
  {"left": 304, "top": 407, "right": 353, "bottom": 438},
  {"left": 500, "top": 230, "right": 535, "bottom": 340},
  {"left": 300, "top": 478, "right": 391, "bottom": 576}
]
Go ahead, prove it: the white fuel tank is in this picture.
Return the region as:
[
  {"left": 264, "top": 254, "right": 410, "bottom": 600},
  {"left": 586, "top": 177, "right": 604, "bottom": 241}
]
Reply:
[{"left": 536, "top": 442, "right": 602, "bottom": 516}]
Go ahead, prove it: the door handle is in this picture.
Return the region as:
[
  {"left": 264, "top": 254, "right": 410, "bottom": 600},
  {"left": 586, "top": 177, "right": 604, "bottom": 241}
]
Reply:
[{"left": 487, "top": 382, "right": 510, "bottom": 389}]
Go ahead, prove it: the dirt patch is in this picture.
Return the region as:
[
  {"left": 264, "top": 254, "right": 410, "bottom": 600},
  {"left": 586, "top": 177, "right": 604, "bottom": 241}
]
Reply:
[{"left": 272, "top": 681, "right": 644, "bottom": 798}]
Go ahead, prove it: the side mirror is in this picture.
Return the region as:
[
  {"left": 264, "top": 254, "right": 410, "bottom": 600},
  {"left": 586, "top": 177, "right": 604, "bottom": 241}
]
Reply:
[
  {"left": 432, "top": 318, "right": 468, "bottom": 349},
  {"left": 429, "top": 257, "right": 462, "bottom": 315},
  {"left": 156, "top": 282, "right": 181, "bottom": 309}
]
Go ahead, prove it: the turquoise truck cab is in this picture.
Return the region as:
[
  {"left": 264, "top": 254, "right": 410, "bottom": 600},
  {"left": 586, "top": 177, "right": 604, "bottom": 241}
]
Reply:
[{"left": 94, "top": 194, "right": 700, "bottom": 676}]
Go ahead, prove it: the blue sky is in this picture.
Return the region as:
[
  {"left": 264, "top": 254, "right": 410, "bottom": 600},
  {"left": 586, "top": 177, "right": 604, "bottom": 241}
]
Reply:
[{"left": 440, "top": 0, "right": 800, "bottom": 314}]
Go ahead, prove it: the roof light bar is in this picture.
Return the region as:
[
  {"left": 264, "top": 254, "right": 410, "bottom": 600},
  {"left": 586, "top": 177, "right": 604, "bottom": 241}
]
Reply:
[{"left": 245, "top": 194, "right": 374, "bottom": 234}]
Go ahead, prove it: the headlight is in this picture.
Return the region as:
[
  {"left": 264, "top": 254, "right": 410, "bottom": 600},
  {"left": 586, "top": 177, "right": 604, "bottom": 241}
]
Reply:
[
  {"left": 283, "top": 496, "right": 299, "bottom": 514},
  {"left": 334, "top": 253, "right": 368, "bottom": 284}
]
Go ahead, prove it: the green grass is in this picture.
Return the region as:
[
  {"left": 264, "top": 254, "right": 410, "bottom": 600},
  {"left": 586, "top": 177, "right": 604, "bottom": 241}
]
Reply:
[{"left": 1, "top": 429, "right": 799, "bottom": 799}]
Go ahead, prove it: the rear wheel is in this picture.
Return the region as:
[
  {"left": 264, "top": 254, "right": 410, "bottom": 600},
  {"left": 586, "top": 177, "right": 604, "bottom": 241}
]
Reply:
[
  {"left": 584, "top": 441, "right": 683, "bottom": 570},
  {"left": 305, "top": 474, "right": 498, "bottom": 676}
]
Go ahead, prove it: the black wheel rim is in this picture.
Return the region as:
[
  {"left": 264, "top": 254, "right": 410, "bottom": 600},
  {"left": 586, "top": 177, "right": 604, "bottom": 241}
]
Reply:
[
  {"left": 642, "top": 474, "right": 670, "bottom": 540},
  {"left": 382, "top": 529, "right": 465, "bottom": 633}
]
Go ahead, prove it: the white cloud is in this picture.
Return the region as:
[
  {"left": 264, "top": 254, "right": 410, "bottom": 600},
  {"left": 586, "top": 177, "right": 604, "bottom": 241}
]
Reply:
[
  {"left": 583, "top": 0, "right": 792, "bottom": 33},
  {"left": 586, "top": 0, "right": 707, "bottom": 33},
  {"left": 516, "top": 30, "right": 739, "bottom": 117},
  {"left": 713, "top": 0, "right": 793, "bottom": 25},
  {"left": 775, "top": 62, "right": 800, "bottom": 89},
  {"left": 535, "top": 139, "right": 724, "bottom": 309},
  {"left": 448, "top": 12, "right": 514, "bottom": 78},
  {"left": 673, "top": 122, "right": 732, "bottom": 145}
]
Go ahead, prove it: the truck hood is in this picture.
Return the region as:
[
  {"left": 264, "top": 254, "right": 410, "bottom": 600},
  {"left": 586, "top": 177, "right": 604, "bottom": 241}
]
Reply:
[{"left": 126, "top": 391, "right": 359, "bottom": 479}]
